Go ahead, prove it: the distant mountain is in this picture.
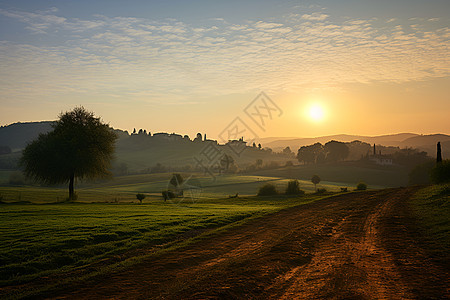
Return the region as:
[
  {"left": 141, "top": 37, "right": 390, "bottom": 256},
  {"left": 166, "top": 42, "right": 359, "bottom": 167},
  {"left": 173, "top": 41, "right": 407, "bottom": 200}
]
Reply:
[
  {"left": 0, "top": 121, "right": 53, "bottom": 151},
  {"left": 1, "top": 121, "right": 449, "bottom": 159},
  {"left": 259, "top": 133, "right": 420, "bottom": 152},
  {"left": 399, "top": 134, "right": 450, "bottom": 148},
  {"left": 399, "top": 134, "right": 450, "bottom": 159}
]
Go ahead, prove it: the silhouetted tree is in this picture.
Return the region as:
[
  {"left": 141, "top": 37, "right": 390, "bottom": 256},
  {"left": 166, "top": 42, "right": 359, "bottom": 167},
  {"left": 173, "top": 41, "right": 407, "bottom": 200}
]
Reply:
[
  {"left": 21, "top": 107, "right": 117, "bottom": 200},
  {"left": 220, "top": 154, "right": 234, "bottom": 171},
  {"left": 252, "top": 142, "right": 256, "bottom": 148},
  {"left": 258, "top": 143, "right": 262, "bottom": 149},
  {"left": 282, "top": 146, "right": 293, "bottom": 156},
  {"left": 170, "top": 173, "right": 184, "bottom": 187},
  {"left": 324, "top": 140, "right": 349, "bottom": 162},
  {"left": 297, "top": 143, "right": 324, "bottom": 164},
  {"left": 194, "top": 133, "right": 202, "bottom": 142},
  {"left": 138, "top": 129, "right": 143, "bottom": 135},
  {"left": 133, "top": 128, "right": 136, "bottom": 134},
  {"left": 437, "top": 142, "right": 442, "bottom": 163},
  {"left": 136, "top": 193, "right": 146, "bottom": 204},
  {"left": 311, "top": 175, "right": 321, "bottom": 192}
]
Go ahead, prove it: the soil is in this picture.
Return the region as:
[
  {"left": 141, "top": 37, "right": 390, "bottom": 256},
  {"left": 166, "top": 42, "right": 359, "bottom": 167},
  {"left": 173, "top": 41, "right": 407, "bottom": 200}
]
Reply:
[{"left": 12, "top": 188, "right": 450, "bottom": 299}]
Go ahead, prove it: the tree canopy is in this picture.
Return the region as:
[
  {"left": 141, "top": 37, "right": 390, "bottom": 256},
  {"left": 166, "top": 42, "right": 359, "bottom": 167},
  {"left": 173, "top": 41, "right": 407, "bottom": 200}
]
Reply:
[
  {"left": 311, "top": 175, "right": 321, "bottom": 191},
  {"left": 21, "top": 107, "right": 117, "bottom": 200},
  {"left": 324, "top": 140, "right": 349, "bottom": 162},
  {"left": 297, "top": 143, "right": 324, "bottom": 164}
]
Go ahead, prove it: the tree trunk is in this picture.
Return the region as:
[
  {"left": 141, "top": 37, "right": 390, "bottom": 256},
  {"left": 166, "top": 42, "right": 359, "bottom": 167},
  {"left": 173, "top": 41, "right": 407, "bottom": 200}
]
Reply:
[{"left": 69, "top": 172, "right": 75, "bottom": 201}]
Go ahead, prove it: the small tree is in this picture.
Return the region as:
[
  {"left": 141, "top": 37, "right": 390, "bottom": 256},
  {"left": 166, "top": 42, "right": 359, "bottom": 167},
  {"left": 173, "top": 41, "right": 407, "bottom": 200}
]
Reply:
[
  {"left": 21, "top": 107, "right": 117, "bottom": 201},
  {"left": 311, "top": 175, "right": 321, "bottom": 192},
  {"left": 162, "top": 190, "right": 175, "bottom": 201},
  {"left": 136, "top": 193, "right": 146, "bottom": 204},
  {"left": 170, "top": 173, "right": 184, "bottom": 187}
]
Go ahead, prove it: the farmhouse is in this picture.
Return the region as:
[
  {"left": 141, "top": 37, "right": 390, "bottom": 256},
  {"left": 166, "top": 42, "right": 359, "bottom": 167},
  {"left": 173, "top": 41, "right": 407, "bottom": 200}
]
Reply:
[{"left": 370, "top": 144, "right": 393, "bottom": 166}]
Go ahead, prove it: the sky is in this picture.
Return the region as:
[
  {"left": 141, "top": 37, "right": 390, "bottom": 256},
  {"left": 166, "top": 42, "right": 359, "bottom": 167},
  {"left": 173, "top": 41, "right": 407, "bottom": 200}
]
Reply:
[{"left": 0, "top": 0, "right": 449, "bottom": 139}]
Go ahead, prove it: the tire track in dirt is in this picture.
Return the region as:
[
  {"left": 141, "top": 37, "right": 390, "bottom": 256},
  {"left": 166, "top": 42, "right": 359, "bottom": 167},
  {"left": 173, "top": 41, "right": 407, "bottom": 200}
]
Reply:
[{"left": 43, "top": 188, "right": 449, "bottom": 299}]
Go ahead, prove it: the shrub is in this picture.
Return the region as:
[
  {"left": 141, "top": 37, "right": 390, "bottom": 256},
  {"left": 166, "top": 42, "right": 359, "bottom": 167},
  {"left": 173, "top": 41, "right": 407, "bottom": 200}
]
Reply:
[
  {"left": 285, "top": 180, "right": 304, "bottom": 195},
  {"left": 257, "top": 183, "right": 278, "bottom": 196},
  {"left": 136, "top": 193, "right": 146, "bottom": 203},
  {"left": 356, "top": 182, "right": 367, "bottom": 191},
  {"left": 162, "top": 190, "right": 175, "bottom": 201},
  {"left": 431, "top": 160, "right": 450, "bottom": 184},
  {"left": 340, "top": 187, "right": 348, "bottom": 192},
  {"left": 316, "top": 188, "right": 327, "bottom": 194}
]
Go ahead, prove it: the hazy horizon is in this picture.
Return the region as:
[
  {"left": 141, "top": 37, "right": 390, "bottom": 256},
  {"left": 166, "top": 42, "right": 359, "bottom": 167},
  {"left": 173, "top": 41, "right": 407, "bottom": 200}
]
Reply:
[{"left": 1, "top": 0, "right": 449, "bottom": 140}]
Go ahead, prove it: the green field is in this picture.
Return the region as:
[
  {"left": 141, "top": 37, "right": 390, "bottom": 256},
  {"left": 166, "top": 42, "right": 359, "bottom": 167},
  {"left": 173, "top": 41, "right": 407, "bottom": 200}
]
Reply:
[
  {"left": 409, "top": 184, "right": 450, "bottom": 265},
  {"left": 0, "top": 187, "right": 328, "bottom": 293},
  {"left": 0, "top": 172, "right": 350, "bottom": 204},
  {"left": 248, "top": 163, "right": 408, "bottom": 188},
  {"left": 0, "top": 170, "right": 405, "bottom": 297}
]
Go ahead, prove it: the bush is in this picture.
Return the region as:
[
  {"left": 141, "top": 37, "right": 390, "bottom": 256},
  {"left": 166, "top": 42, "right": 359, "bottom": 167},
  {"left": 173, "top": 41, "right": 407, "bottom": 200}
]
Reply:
[
  {"left": 340, "top": 187, "right": 348, "bottom": 192},
  {"left": 356, "top": 182, "right": 367, "bottom": 191},
  {"left": 316, "top": 188, "right": 327, "bottom": 194},
  {"left": 257, "top": 183, "right": 278, "bottom": 196},
  {"left": 136, "top": 193, "right": 146, "bottom": 203},
  {"left": 431, "top": 160, "right": 450, "bottom": 184},
  {"left": 285, "top": 180, "right": 304, "bottom": 195},
  {"left": 162, "top": 190, "right": 175, "bottom": 201}
]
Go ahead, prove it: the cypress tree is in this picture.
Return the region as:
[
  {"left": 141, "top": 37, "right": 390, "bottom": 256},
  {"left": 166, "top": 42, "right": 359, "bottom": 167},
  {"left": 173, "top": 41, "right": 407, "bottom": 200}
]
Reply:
[{"left": 437, "top": 142, "right": 442, "bottom": 163}]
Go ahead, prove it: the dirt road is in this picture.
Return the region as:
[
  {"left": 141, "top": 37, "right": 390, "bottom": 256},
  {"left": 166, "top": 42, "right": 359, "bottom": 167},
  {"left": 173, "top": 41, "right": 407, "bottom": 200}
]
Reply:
[{"left": 58, "top": 188, "right": 448, "bottom": 299}]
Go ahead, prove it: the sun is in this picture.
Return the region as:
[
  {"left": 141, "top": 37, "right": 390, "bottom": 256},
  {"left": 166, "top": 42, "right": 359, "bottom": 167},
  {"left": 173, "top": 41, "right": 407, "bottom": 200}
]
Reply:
[{"left": 308, "top": 104, "right": 325, "bottom": 122}]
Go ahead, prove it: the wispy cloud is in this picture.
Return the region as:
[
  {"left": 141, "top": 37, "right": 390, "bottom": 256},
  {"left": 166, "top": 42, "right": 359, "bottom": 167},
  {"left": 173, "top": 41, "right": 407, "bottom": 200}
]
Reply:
[
  {"left": 0, "top": 8, "right": 449, "bottom": 103},
  {"left": 301, "top": 13, "right": 329, "bottom": 21}
]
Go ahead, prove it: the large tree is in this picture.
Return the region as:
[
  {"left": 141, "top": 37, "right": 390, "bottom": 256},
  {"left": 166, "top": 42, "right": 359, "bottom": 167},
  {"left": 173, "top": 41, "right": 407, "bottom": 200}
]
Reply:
[
  {"left": 21, "top": 107, "right": 117, "bottom": 200},
  {"left": 324, "top": 140, "right": 349, "bottom": 162},
  {"left": 297, "top": 143, "right": 324, "bottom": 164}
]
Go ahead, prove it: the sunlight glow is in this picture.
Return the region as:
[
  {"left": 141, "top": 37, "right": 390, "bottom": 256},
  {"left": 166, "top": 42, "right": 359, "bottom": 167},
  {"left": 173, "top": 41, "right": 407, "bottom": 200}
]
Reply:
[{"left": 308, "top": 104, "right": 325, "bottom": 122}]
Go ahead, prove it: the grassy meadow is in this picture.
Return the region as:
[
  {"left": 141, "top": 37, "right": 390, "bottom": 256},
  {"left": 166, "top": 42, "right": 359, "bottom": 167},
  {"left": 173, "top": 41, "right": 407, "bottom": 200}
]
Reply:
[
  {"left": 409, "top": 184, "right": 450, "bottom": 265},
  {"left": 2, "top": 168, "right": 445, "bottom": 298},
  {"left": 0, "top": 172, "right": 347, "bottom": 289},
  {"left": 0, "top": 190, "right": 326, "bottom": 293},
  {"left": 0, "top": 172, "right": 350, "bottom": 204}
]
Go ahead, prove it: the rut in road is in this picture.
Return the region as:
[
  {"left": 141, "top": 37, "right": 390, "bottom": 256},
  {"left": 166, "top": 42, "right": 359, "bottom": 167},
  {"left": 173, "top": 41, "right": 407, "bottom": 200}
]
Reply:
[{"left": 59, "top": 188, "right": 448, "bottom": 299}]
